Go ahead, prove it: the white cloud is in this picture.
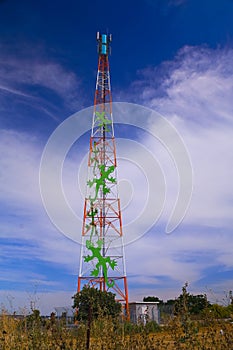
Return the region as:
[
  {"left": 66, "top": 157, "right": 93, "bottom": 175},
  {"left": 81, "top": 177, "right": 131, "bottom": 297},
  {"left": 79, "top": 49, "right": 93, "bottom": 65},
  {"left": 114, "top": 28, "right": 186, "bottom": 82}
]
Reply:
[
  {"left": 135, "top": 46, "right": 233, "bottom": 124},
  {"left": 127, "top": 46, "right": 233, "bottom": 228},
  {"left": 126, "top": 228, "right": 233, "bottom": 276},
  {"left": 0, "top": 129, "right": 41, "bottom": 207},
  {"left": 0, "top": 128, "right": 79, "bottom": 280}
]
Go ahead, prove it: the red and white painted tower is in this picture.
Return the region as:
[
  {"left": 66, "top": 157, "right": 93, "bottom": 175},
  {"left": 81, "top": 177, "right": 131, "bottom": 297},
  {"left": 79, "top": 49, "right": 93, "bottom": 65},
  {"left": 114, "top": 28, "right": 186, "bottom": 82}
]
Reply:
[{"left": 77, "top": 32, "right": 129, "bottom": 317}]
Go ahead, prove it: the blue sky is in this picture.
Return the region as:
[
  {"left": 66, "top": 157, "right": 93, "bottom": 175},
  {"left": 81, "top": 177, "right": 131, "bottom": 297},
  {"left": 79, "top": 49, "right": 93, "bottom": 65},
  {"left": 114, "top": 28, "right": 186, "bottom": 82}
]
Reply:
[{"left": 1, "top": 0, "right": 233, "bottom": 314}]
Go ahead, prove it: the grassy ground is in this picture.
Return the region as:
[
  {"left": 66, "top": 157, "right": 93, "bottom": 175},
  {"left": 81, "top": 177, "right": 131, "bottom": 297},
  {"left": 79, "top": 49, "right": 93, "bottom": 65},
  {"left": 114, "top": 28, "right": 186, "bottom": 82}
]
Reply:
[{"left": 1, "top": 310, "right": 233, "bottom": 349}]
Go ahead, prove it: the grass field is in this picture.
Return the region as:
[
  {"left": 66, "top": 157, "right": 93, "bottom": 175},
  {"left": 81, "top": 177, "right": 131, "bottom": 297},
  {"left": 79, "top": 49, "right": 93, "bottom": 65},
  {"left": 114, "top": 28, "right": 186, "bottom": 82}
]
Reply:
[{"left": 1, "top": 309, "right": 232, "bottom": 349}]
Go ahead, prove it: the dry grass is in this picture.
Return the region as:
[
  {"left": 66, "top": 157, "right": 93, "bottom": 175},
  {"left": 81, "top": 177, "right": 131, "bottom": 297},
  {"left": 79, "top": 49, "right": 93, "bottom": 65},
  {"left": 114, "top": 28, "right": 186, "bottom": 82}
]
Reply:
[{"left": 1, "top": 309, "right": 233, "bottom": 349}]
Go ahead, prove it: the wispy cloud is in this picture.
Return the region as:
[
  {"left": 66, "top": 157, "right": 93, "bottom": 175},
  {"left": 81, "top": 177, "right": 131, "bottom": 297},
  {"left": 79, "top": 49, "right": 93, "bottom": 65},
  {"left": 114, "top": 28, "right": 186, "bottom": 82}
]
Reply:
[
  {"left": 145, "top": 0, "right": 186, "bottom": 12},
  {"left": 0, "top": 44, "right": 81, "bottom": 122},
  {"left": 130, "top": 46, "right": 233, "bottom": 124}
]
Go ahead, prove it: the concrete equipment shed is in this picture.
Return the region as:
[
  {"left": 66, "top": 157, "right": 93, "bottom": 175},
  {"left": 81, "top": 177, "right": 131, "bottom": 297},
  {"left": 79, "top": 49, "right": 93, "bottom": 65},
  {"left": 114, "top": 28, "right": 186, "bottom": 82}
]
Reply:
[{"left": 129, "top": 301, "right": 160, "bottom": 325}]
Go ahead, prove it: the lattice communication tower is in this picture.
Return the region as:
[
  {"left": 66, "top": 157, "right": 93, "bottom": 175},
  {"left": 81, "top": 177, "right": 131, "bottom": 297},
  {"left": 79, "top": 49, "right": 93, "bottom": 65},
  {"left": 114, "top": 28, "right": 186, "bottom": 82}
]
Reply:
[{"left": 77, "top": 32, "right": 129, "bottom": 317}]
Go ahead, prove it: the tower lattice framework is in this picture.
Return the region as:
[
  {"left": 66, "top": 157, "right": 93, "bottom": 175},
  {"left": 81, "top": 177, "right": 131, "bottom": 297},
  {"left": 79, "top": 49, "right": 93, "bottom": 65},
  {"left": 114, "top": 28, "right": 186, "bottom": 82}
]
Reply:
[{"left": 78, "top": 32, "right": 129, "bottom": 317}]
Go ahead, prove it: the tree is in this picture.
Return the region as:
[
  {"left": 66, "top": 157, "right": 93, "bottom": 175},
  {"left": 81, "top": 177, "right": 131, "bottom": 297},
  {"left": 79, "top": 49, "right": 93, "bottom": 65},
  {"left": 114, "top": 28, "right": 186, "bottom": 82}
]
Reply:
[
  {"left": 26, "top": 309, "right": 42, "bottom": 329},
  {"left": 143, "top": 296, "right": 163, "bottom": 304},
  {"left": 72, "top": 285, "right": 122, "bottom": 322},
  {"left": 174, "top": 283, "right": 210, "bottom": 315},
  {"left": 210, "top": 304, "right": 231, "bottom": 319}
]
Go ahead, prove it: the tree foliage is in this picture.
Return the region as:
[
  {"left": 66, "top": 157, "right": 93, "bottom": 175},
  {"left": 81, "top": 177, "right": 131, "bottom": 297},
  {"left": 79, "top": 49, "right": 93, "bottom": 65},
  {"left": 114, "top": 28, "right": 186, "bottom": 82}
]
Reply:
[
  {"left": 72, "top": 285, "right": 122, "bottom": 322},
  {"left": 143, "top": 296, "right": 163, "bottom": 303},
  {"left": 25, "top": 309, "right": 42, "bottom": 329},
  {"left": 209, "top": 303, "right": 233, "bottom": 319},
  {"left": 174, "top": 282, "right": 210, "bottom": 315}
]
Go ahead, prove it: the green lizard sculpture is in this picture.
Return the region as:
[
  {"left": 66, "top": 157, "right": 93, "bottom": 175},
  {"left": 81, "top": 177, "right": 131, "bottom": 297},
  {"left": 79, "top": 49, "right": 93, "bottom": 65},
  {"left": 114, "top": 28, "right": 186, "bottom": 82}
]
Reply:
[
  {"left": 87, "top": 164, "right": 116, "bottom": 201},
  {"left": 95, "top": 111, "right": 112, "bottom": 132},
  {"left": 84, "top": 239, "right": 117, "bottom": 288},
  {"left": 86, "top": 201, "right": 98, "bottom": 239}
]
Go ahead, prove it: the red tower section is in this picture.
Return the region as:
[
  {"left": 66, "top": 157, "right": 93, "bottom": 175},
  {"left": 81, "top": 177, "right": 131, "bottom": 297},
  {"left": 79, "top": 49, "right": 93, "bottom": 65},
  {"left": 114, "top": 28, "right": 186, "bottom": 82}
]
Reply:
[{"left": 77, "top": 33, "right": 129, "bottom": 317}]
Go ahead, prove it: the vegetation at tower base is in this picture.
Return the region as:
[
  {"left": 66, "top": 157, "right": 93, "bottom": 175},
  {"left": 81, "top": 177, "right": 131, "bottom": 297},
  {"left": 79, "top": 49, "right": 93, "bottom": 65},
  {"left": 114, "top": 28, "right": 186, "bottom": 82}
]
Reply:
[
  {"left": 72, "top": 285, "right": 122, "bottom": 322},
  {"left": 143, "top": 284, "right": 211, "bottom": 320},
  {"left": 1, "top": 286, "right": 233, "bottom": 349},
  {"left": 173, "top": 282, "right": 210, "bottom": 315}
]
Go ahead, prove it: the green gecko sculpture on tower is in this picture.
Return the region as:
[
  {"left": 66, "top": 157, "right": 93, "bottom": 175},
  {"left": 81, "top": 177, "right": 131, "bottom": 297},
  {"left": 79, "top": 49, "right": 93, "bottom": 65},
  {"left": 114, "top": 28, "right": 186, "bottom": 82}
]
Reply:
[
  {"left": 87, "top": 164, "right": 116, "bottom": 201},
  {"left": 84, "top": 239, "right": 117, "bottom": 288},
  {"left": 95, "top": 111, "right": 112, "bottom": 131},
  {"left": 84, "top": 110, "right": 118, "bottom": 288},
  {"left": 86, "top": 202, "right": 98, "bottom": 239}
]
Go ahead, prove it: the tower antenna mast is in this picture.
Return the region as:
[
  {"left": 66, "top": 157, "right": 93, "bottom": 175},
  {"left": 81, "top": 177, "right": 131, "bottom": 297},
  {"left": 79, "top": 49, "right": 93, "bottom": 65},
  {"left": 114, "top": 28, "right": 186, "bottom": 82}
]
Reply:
[{"left": 78, "top": 32, "right": 129, "bottom": 317}]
